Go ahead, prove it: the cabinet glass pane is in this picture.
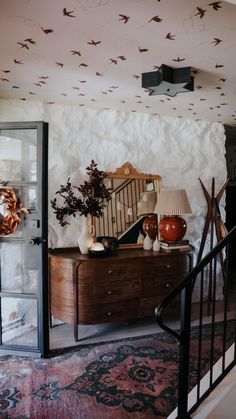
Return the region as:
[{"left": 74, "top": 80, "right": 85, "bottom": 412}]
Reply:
[
  {"left": 0, "top": 243, "right": 38, "bottom": 294},
  {"left": 0, "top": 129, "right": 37, "bottom": 182},
  {"left": 24, "top": 186, "right": 37, "bottom": 211},
  {"left": 1, "top": 297, "right": 38, "bottom": 347},
  {"left": 16, "top": 186, "right": 37, "bottom": 213}
]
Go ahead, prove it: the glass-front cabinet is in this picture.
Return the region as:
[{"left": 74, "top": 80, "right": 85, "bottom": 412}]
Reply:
[{"left": 0, "top": 121, "right": 48, "bottom": 356}]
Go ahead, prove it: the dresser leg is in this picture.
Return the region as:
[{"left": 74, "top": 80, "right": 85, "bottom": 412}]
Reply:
[
  {"left": 74, "top": 324, "right": 78, "bottom": 342},
  {"left": 73, "top": 263, "right": 79, "bottom": 342}
]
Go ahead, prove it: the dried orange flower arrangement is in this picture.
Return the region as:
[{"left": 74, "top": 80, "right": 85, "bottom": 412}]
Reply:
[{"left": 0, "top": 187, "right": 29, "bottom": 236}]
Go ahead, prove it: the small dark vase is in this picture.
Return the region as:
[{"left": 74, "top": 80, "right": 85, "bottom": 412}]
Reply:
[{"left": 143, "top": 214, "right": 158, "bottom": 240}]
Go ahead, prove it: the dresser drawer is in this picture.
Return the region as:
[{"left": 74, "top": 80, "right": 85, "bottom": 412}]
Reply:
[
  {"left": 140, "top": 296, "right": 180, "bottom": 318},
  {"left": 141, "top": 273, "right": 186, "bottom": 297},
  {"left": 78, "top": 300, "right": 139, "bottom": 324},
  {"left": 79, "top": 279, "right": 140, "bottom": 304},
  {"left": 140, "top": 254, "right": 189, "bottom": 277},
  {"left": 78, "top": 259, "right": 141, "bottom": 281}
]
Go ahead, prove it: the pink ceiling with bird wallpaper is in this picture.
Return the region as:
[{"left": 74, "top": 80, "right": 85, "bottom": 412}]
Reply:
[{"left": 1, "top": 0, "right": 236, "bottom": 125}]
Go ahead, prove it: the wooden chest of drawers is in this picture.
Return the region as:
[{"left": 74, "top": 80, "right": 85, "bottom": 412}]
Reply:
[{"left": 49, "top": 248, "right": 192, "bottom": 341}]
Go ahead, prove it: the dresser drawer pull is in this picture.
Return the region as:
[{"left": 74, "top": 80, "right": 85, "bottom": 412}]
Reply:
[
  {"left": 166, "top": 283, "right": 172, "bottom": 288},
  {"left": 108, "top": 269, "right": 113, "bottom": 276},
  {"left": 107, "top": 290, "right": 112, "bottom": 295},
  {"left": 166, "top": 265, "right": 172, "bottom": 270},
  {"left": 107, "top": 311, "right": 112, "bottom": 316}
]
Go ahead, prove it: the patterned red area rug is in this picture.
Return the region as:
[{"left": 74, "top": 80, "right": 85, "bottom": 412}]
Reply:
[{"left": 0, "top": 321, "right": 235, "bottom": 419}]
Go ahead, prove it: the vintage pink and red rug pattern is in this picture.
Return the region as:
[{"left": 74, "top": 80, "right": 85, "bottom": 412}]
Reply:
[{"left": 0, "top": 322, "right": 234, "bottom": 419}]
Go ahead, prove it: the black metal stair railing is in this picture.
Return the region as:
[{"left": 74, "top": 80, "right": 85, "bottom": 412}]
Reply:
[
  {"left": 95, "top": 177, "right": 147, "bottom": 238},
  {"left": 155, "top": 226, "right": 236, "bottom": 419},
  {"left": 95, "top": 178, "right": 131, "bottom": 238}
]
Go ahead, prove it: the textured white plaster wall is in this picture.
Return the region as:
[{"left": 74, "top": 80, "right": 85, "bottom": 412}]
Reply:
[{"left": 0, "top": 99, "right": 227, "bottom": 260}]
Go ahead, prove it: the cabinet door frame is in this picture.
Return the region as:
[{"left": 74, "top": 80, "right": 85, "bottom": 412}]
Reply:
[{"left": 0, "top": 121, "right": 49, "bottom": 357}]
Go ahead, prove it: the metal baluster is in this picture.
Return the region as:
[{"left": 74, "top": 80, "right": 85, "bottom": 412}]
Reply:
[
  {"left": 209, "top": 255, "right": 217, "bottom": 386},
  {"left": 110, "top": 194, "right": 115, "bottom": 237},
  {"left": 222, "top": 244, "right": 230, "bottom": 371},
  {"left": 134, "top": 180, "right": 138, "bottom": 220},
  {"left": 122, "top": 188, "right": 125, "bottom": 233},
  {"left": 177, "top": 281, "right": 192, "bottom": 419},
  {"left": 130, "top": 180, "right": 134, "bottom": 224},
  {"left": 117, "top": 190, "right": 121, "bottom": 235},
  {"left": 197, "top": 270, "right": 204, "bottom": 402},
  {"left": 137, "top": 179, "right": 141, "bottom": 203},
  {"left": 126, "top": 182, "right": 129, "bottom": 227}
]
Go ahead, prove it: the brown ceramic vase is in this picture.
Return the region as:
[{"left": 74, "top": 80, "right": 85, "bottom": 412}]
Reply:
[{"left": 159, "top": 215, "right": 187, "bottom": 243}]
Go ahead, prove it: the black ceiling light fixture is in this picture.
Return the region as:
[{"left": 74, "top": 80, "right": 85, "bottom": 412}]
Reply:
[{"left": 141, "top": 64, "right": 194, "bottom": 97}]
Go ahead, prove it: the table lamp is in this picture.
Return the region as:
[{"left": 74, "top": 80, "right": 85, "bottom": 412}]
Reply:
[{"left": 154, "top": 188, "right": 192, "bottom": 243}]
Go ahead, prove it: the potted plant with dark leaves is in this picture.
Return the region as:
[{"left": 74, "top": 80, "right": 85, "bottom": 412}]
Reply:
[{"left": 51, "top": 160, "right": 111, "bottom": 254}]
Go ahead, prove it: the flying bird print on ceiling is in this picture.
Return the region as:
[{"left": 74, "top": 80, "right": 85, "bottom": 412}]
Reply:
[
  {"left": 138, "top": 47, "right": 148, "bottom": 53},
  {"left": 195, "top": 7, "right": 207, "bottom": 18},
  {"left": 87, "top": 40, "right": 101, "bottom": 46},
  {"left": 212, "top": 37, "right": 222, "bottom": 45},
  {"left": 17, "top": 42, "right": 29, "bottom": 49},
  {"left": 70, "top": 50, "right": 81, "bottom": 56},
  {"left": 25, "top": 38, "right": 36, "bottom": 44},
  {"left": 209, "top": 2, "right": 222, "bottom": 10},
  {"left": 173, "top": 57, "right": 186, "bottom": 62},
  {"left": 148, "top": 15, "right": 163, "bottom": 23},
  {"left": 41, "top": 27, "right": 54, "bottom": 34},
  {"left": 118, "top": 14, "right": 130, "bottom": 24},
  {"left": 0, "top": 0, "right": 235, "bottom": 125},
  {"left": 63, "top": 8, "right": 75, "bottom": 17},
  {"left": 165, "top": 32, "right": 176, "bottom": 40}
]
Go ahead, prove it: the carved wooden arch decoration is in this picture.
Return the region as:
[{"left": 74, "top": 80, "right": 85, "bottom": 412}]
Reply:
[{"left": 106, "top": 162, "right": 162, "bottom": 182}]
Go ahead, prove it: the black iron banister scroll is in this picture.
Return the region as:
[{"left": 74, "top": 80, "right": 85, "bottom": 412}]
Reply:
[{"left": 155, "top": 226, "right": 236, "bottom": 419}]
